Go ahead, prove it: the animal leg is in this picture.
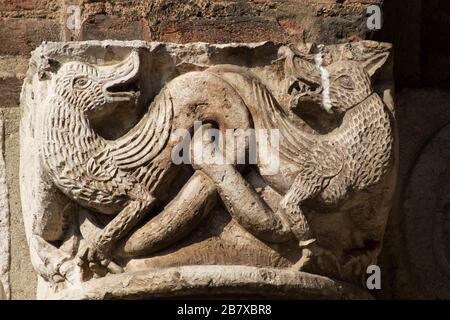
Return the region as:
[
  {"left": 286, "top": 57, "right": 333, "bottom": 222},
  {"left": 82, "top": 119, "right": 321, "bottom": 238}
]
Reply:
[
  {"left": 285, "top": 174, "right": 344, "bottom": 277},
  {"left": 193, "top": 161, "right": 294, "bottom": 243},
  {"left": 190, "top": 123, "right": 293, "bottom": 243},
  {"left": 115, "top": 171, "right": 217, "bottom": 257},
  {"left": 277, "top": 171, "right": 322, "bottom": 243},
  {"left": 197, "top": 160, "right": 337, "bottom": 247},
  {"left": 77, "top": 190, "right": 155, "bottom": 271}
]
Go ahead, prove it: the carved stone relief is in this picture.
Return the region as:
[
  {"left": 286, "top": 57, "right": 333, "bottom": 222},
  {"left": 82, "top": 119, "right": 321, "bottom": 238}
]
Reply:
[{"left": 20, "top": 40, "right": 395, "bottom": 299}]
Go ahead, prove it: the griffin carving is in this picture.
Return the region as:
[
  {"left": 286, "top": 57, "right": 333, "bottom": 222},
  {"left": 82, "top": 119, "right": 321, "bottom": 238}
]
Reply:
[{"left": 20, "top": 41, "right": 396, "bottom": 298}]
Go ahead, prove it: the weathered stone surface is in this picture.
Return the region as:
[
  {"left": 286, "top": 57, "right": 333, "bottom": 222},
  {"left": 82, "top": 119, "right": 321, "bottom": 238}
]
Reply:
[
  {"left": 58, "top": 0, "right": 379, "bottom": 44},
  {"left": 0, "top": 0, "right": 449, "bottom": 302},
  {"left": 0, "top": 56, "right": 29, "bottom": 108},
  {"left": 0, "top": 0, "right": 389, "bottom": 299},
  {"left": 5, "top": 107, "right": 35, "bottom": 300},
  {"left": 157, "top": 17, "right": 299, "bottom": 43},
  {"left": 0, "top": 0, "right": 61, "bottom": 19},
  {"left": 53, "top": 266, "right": 373, "bottom": 300},
  {"left": 20, "top": 39, "right": 395, "bottom": 299},
  {"left": 0, "top": 78, "right": 22, "bottom": 108},
  {"left": 0, "top": 282, "right": 5, "bottom": 299},
  {"left": 0, "top": 117, "right": 10, "bottom": 299}
]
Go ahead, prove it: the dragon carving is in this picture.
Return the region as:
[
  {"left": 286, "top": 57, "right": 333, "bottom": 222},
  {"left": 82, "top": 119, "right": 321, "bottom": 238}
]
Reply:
[{"left": 26, "top": 43, "right": 395, "bottom": 289}]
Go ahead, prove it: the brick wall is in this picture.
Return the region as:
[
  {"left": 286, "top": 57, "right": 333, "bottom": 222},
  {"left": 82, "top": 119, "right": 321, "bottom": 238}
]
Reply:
[{"left": 0, "top": 0, "right": 385, "bottom": 108}]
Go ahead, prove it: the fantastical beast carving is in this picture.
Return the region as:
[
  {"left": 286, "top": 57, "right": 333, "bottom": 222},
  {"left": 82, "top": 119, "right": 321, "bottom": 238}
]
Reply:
[{"left": 20, "top": 41, "right": 396, "bottom": 299}]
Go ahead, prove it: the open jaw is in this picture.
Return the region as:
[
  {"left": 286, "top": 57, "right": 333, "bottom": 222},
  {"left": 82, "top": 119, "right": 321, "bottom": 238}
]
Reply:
[
  {"left": 104, "top": 76, "right": 140, "bottom": 102},
  {"left": 287, "top": 76, "right": 341, "bottom": 132},
  {"left": 101, "top": 51, "right": 141, "bottom": 103},
  {"left": 289, "top": 77, "right": 323, "bottom": 108}
]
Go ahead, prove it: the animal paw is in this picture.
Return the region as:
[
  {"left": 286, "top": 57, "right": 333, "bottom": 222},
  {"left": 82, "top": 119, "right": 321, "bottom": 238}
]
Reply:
[
  {"left": 78, "top": 239, "right": 107, "bottom": 261},
  {"left": 55, "top": 259, "right": 83, "bottom": 285},
  {"left": 292, "top": 243, "right": 342, "bottom": 279},
  {"left": 76, "top": 242, "right": 121, "bottom": 276}
]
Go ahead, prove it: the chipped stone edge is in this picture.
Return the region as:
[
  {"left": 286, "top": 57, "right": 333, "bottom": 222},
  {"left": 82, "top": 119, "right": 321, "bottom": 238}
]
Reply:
[
  {"left": 0, "top": 116, "right": 10, "bottom": 300},
  {"left": 28, "top": 40, "right": 392, "bottom": 72}
]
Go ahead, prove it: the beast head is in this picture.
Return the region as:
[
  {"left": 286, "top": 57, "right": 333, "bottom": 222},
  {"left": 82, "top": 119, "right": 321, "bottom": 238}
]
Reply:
[
  {"left": 281, "top": 45, "right": 389, "bottom": 119},
  {"left": 286, "top": 58, "right": 374, "bottom": 116},
  {"left": 41, "top": 50, "right": 140, "bottom": 115}
]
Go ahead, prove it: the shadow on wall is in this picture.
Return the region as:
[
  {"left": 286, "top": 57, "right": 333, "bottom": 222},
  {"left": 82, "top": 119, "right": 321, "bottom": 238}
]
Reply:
[
  {"left": 377, "top": 0, "right": 450, "bottom": 89},
  {"left": 374, "top": 0, "right": 450, "bottom": 299},
  {"left": 0, "top": 282, "right": 5, "bottom": 299}
]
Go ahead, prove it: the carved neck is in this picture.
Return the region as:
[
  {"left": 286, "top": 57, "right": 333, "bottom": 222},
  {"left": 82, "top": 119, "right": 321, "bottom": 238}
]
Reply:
[
  {"left": 336, "top": 93, "right": 389, "bottom": 141},
  {"left": 42, "top": 96, "right": 101, "bottom": 171}
]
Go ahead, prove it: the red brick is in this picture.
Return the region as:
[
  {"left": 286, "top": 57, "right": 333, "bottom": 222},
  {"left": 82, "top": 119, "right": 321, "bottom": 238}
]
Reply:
[
  {"left": 279, "top": 18, "right": 304, "bottom": 37},
  {"left": 0, "top": 18, "right": 61, "bottom": 56},
  {"left": 79, "top": 15, "right": 150, "bottom": 41},
  {"left": 157, "top": 17, "right": 297, "bottom": 44},
  {"left": 0, "top": 0, "right": 62, "bottom": 19},
  {"left": 0, "top": 0, "right": 42, "bottom": 11}
]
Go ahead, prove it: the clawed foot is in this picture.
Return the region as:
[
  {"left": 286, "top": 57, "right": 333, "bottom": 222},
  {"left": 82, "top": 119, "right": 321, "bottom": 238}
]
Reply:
[
  {"left": 292, "top": 241, "right": 342, "bottom": 279},
  {"left": 76, "top": 242, "right": 123, "bottom": 279},
  {"left": 52, "top": 258, "right": 83, "bottom": 286},
  {"left": 50, "top": 244, "right": 122, "bottom": 286}
]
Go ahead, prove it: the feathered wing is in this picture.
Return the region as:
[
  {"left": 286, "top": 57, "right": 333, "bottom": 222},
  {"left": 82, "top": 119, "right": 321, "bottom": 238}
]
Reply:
[
  {"left": 105, "top": 90, "right": 174, "bottom": 191},
  {"left": 110, "top": 90, "right": 173, "bottom": 169},
  {"left": 86, "top": 148, "right": 135, "bottom": 189},
  {"left": 251, "top": 77, "right": 343, "bottom": 179}
]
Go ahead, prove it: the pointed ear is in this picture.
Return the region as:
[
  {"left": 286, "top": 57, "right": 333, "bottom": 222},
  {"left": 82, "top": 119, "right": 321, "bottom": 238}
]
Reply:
[
  {"left": 38, "top": 57, "right": 61, "bottom": 81},
  {"left": 361, "top": 51, "right": 391, "bottom": 77}
]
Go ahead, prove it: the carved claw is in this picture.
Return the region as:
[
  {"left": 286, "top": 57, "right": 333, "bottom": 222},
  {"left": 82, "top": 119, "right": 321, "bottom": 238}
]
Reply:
[
  {"left": 76, "top": 242, "right": 123, "bottom": 278},
  {"left": 292, "top": 242, "right": 342, "bottom": 280},
  {"left": 76, "top": 242, "right": 105, "bottom": 265},
  {"left": 55, "top": 259, "right": 83, "bottom": 285}
]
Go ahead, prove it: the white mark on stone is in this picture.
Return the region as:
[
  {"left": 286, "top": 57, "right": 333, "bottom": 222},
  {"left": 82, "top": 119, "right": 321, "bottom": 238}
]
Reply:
[{"left": 314, "top": 45, "right": 333, "bottom": 113}]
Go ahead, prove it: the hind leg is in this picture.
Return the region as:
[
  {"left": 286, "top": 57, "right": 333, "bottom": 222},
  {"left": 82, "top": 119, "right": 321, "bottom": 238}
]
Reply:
[
  {"left": 290, "top": 176, "right": 348, "bottom": 277},
  {"left": 277, "top": 170, "right": 323, "bottom": 243},
  {"left": 115, "top": 171, "right": 217, "bottom": 257},
  {"left": 76, "top": 188, "right": 156, "bottom": 275}
]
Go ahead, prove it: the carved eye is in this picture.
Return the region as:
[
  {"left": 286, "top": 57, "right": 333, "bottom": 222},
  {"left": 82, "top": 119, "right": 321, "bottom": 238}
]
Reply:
[
  {"left": 73, "top": 76, "right": 90, "bottom": 90},
  {"left": 337, "top": 75, "right": 354, "bottom": 89}
]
